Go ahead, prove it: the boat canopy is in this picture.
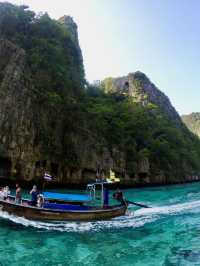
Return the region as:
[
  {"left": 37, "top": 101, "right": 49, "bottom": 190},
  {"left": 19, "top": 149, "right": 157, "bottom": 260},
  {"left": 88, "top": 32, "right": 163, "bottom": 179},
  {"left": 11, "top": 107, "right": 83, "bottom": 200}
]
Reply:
[
  {"left": 87, "top": 180, "right": 114, "bottom": 206},
  {"left": 87, "top": 180, "right": 112, "bottom": 187},
  {"left": 43, "top": 192, "right": 92, "bottom": 202},
  {"left": 87, "top": 179, "right": 116, "bottom": 188}
]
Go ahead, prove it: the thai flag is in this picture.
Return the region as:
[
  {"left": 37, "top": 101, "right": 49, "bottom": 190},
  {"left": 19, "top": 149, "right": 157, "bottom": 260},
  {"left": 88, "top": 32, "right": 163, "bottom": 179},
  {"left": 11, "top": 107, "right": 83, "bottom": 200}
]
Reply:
[{"left": 43, "top": 172, "right": 53, "bottom": 181}]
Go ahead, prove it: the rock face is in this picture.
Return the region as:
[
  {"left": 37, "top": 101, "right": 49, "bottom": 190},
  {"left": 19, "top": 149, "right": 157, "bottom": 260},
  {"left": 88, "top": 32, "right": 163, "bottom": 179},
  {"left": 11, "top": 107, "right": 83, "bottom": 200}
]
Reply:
[
  {"left": 0, "top": 38, "right": 120, "bottom": 185},
  {"left": 0, "top": 38, "right": 92, "bottom": 184},
  {"left": 102, "top": 72, "right": 182, "bottom": 127},
  {"left": 0, "top": 39, "right": 36, "bottom": 180},
  {"left": 0, "top": 37, "right": 198, "bottom": 187},
  {"left": 182, "top": 113, "right": 200, "bottom": 138},
  {"left": 0, "top": 2, "right": 200, "bottom": 187},
  {"left": 58, "top": 16, "right": 79, "bottom": 43},
  {"left": 0, "top": 44, "right": 157, "bottom": 184}
]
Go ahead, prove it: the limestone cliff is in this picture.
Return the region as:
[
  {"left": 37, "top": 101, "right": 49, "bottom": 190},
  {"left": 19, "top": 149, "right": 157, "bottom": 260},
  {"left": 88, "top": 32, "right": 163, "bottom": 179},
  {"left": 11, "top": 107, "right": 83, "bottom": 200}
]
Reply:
[
  {"left": 58, "top": 16, "right": 79, "bottom": 43},
  {"left": 0, "top": 2, "right": 200, "bottom": 187},
  {"left": 0, "top": 39, "right": 36, "bottom": 180},
  {"left": 102, "top": 72, "right": 182, "bottom": 127},
  {"left": 0, "top": 38, "right": 100, "bottom": 184},
  {"left": 182, "top": 113, "right": 200, "bottom": 138}
]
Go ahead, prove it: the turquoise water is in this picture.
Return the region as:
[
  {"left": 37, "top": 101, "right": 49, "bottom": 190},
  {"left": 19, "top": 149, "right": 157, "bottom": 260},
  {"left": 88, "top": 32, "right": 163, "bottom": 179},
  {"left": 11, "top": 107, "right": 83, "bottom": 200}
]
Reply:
[{"left": 1, "top": 183, "right": 200, "bottom": 265}]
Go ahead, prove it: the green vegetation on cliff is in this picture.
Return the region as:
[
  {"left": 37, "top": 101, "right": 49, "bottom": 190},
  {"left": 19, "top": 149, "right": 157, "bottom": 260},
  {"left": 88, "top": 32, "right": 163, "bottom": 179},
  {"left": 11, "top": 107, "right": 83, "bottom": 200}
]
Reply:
[
  {"left": 0, "top": 2, "right": 200, "bottom": 185},
  {"left": 0, "top": 2, "right": 84, "bottom": 97},
  {"left": 84, "top": 85, "right": 200, "bottom": 182}
]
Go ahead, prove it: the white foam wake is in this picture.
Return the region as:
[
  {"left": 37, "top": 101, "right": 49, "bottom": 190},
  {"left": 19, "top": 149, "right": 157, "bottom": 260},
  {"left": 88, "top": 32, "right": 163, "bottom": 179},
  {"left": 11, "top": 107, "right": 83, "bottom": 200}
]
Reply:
[
  {"left": 135, "top": 199, "right": 200, "bottom": 217},
  {"left": 1, "top": 199, "right": 200, "bottom": 232}
]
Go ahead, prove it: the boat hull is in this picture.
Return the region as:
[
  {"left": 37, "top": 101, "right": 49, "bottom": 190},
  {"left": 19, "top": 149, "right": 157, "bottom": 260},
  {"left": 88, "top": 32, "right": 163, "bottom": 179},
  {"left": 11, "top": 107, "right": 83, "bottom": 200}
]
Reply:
[{"left": 0, "top": 199, "right": 127, "bottom": 221}]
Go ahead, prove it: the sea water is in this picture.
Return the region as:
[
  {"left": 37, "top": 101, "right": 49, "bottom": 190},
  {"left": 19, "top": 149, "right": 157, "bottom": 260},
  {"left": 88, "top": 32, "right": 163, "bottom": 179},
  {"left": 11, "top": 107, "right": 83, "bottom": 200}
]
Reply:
[{"left": 1, "top": 183, "right": 200, "bottom": 265}]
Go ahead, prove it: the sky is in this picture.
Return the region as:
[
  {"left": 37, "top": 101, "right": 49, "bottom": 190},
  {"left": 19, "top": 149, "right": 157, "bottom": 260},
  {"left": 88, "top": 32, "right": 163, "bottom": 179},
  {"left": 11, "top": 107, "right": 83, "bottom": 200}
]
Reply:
[{"left": 3, "top": 0, "right": 200, "bottom": 115}]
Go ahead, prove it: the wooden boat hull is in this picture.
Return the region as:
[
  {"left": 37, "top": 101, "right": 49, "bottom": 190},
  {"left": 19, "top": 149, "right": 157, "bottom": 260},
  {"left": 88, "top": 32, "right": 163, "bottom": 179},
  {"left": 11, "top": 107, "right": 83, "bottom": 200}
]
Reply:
[{"left": 0, "top": 199, "right": 127, "bottom": 221}]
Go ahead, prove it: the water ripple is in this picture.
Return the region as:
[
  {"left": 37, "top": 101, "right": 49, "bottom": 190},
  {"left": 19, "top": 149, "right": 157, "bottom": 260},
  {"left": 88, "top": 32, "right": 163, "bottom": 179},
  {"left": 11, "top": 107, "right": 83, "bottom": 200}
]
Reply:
[{"left": 1, "top": 199, "right": 200, "bottom": 232}]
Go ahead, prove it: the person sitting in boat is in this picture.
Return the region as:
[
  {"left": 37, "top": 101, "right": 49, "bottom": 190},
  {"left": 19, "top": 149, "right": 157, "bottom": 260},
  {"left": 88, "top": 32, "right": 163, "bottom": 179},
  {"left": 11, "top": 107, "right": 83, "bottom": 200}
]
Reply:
[
  {"left": 29, "top": 185, "right": 39, "bottom": 206},
  {"left": 113, "top": 188, "right": 124, "bottom": 203},
  {"left": 15, "top": 183, "right": 22, "bottom": 204},
  {"left": 0, "top": 188, "right": 4, "bottom": 199},
  {"left": 3, "top": 186, "right": 10, "bottom": 200},
  {"left": 37, "top": 194, "right": 44, "bottom": 208}
]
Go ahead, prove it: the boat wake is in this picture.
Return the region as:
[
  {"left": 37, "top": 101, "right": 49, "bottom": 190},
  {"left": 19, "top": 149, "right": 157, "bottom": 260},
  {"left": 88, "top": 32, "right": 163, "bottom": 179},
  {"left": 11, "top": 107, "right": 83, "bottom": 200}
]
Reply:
[{"left": 1, "top": 199, "right": 200, "bottom": 232}]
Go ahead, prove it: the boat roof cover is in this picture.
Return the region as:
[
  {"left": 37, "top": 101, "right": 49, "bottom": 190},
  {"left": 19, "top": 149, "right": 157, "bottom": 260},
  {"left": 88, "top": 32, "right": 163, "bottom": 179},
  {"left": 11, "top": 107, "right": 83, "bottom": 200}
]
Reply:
[
  {"left": 87, "top": 180, "right": 114, "bottom": 187},
  {"left": 43, "top": 192, "right": 91, "bottom": 202}
]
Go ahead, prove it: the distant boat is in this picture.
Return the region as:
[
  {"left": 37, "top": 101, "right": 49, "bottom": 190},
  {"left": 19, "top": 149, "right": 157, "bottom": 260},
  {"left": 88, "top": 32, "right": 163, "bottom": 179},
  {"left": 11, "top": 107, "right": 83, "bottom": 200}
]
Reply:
[{"left": 106, "top": 169, "right": 120, "bottom": 183}]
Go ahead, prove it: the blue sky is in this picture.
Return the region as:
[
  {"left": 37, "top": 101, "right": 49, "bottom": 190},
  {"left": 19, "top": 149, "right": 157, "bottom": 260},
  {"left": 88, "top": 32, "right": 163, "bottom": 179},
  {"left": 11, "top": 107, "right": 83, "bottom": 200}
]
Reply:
[{"left": 7, "top": 0, "right": 200, "bottom": 114}]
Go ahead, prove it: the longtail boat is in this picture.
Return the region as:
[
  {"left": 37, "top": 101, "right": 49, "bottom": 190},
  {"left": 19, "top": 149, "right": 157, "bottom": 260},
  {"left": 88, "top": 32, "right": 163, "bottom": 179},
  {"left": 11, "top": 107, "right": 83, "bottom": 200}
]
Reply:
[
  {"left": 0, "top": 196, "right": 127, "bottom": 221},
  {"left": 0, "top": 180, "right": 128, "bottom": 221}
]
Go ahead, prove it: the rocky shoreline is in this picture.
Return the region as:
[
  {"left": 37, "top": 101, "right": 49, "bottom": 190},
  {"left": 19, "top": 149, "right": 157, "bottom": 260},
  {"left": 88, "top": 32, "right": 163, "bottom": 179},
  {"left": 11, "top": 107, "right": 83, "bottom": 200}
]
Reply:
[{"left": 1, "top": 175, "right": 200, "bottom": 190}]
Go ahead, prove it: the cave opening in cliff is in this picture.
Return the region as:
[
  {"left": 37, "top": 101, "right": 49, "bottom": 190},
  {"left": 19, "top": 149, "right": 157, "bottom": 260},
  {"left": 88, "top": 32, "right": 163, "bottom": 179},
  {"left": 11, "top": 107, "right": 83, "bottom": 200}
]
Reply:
[
  {"left": 35, "top": 160, "right": 47, "bottom": 169},
  {"left": 124, "top": 81, "right": 129, "bottom": 92},
  {"left": 124, "top": 81, "right": 129, "bottom": 88},
  {"left": 0, "top": 157, "right": 11, "bottom": 178},
  {"left": 82, "top": 169, "right": 95, "bottom": 180},
  {"left": 138, "top": 172, "right": 147, "bottom": 179},
  {"left": 42, "top": 160, "right": 47, "bottom": 168},
  {"left": 35, "top": 161, "right": 40, "bottom": 168},
  {"left": 14, "top": 163, "right": 21, "bottom": 178},
  {"left": 51, "top": 163, "right": 58, "bottom": 176}
]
